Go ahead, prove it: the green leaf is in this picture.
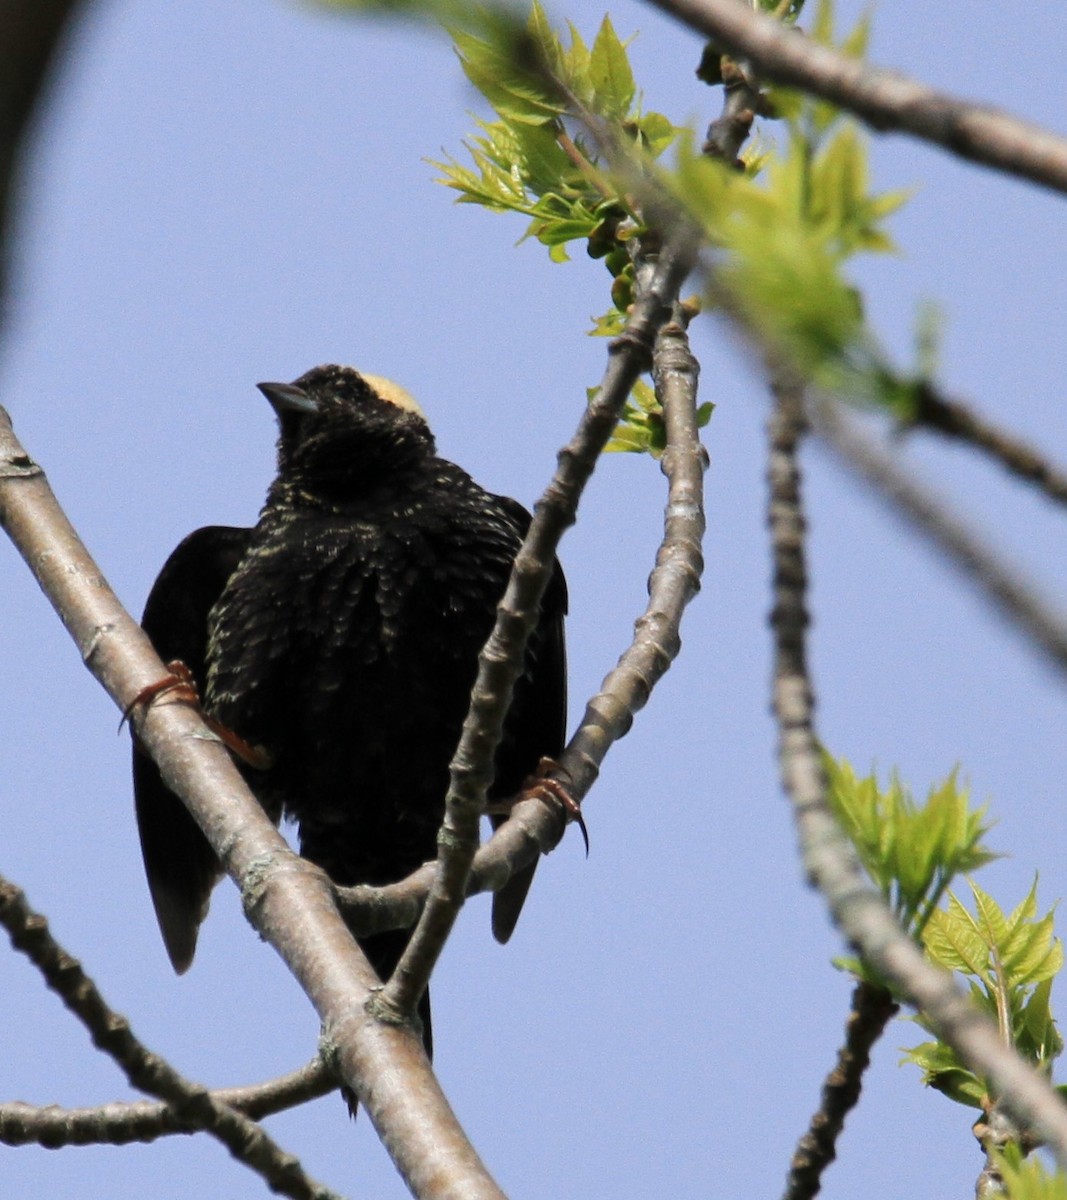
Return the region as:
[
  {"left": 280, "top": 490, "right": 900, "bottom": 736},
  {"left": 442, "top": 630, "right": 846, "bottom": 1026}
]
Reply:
[
  {"left": 839, "top": 11, "right": 871, "bottom": 58},
  {"left": 970, "top": 879, "right": 1011, "bottom": 950},
  {"left": 900, "top": 1040, "right": 985, "bottom": 1108},
  {"left": 588, "top": 16, "right": 635, "bottom": 120},
  {"left": 1004, "top": 913, "right": 1062, "bottom": 986},
  {"left": 588, "top": 307, "right": 628, "bottom": 337},
  {"left": 636, "top": 111, "right": 679, "bottom": 157},
  {"left": 995, "top": 1151, "right": 1067, "bottom": 1199},
  {"left": 923, "top": 897, "right": 989, "bottom": 977},
  {"left": 1017, "top": 977, "right": 1063, "bottom": 1065},
  {"left": 453, "top": 25, "right": 563, "bottom": 126},
  {"left": 808, "top": 0, "right": 835, "bottom": 46}
]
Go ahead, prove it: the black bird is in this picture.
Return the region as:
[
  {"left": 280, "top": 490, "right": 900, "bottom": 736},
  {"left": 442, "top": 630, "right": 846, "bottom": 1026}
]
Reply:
[{"left": 133, "top": 365, "right": 567, "bottom": 1054}]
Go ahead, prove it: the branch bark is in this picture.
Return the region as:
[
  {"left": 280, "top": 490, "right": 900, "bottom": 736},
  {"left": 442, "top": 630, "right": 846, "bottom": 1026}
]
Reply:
[
  {"left": 0, "top": 407, "right": 507, "bottom": 1200},
  {"left": 0, "top": 1059, "right": 333, "bottom": 1148},
  {"left": 911, "top": 386, "right": 1067, "bottom": 509},
  {"left": 0, "top": 874, "right": 342, "bottom": 1200},
  {"left": 766, "top": 375, "right": 1067, "bottom": 1171},
  {"left": 644, "top": 0, "right": 1067, "bottom": 197},
  {"left": 810, "top": 398, "right": 1067, "bottom": 678},
  {"left": 782, "top": 982, "right": 898, "bottom": 1200}
]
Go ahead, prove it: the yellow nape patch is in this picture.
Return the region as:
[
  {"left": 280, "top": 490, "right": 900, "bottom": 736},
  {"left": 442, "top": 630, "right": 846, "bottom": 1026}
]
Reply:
[{"left": 361, "top": 373, "right": 425, "bottom": 419}]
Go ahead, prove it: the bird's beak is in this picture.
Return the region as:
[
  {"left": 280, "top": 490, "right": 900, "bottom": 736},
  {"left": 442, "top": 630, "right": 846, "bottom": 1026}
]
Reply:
[{"left": 256, "top": 381, "right": 319, "bottom": 416}]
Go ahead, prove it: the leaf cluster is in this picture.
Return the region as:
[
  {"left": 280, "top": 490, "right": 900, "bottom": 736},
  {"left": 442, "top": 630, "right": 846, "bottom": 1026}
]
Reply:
[
  {"left": 435, "top": 3, "right": 690, "bottom": 454},
  {"left": 436, "top": 0, "right": 944, "bottom": 460},
  {"left": 826, "top": 755, "right": 996, "bottom": 939},
  {"left": 904, "top": 880, "right": 1064, "bottom": 1109},
  {"left": 827, "top": 753, "right": 1064, "bottom": 1119},
  {"left": 603, "top": 380, "right": 713, "bottom": 458},
  {"left": 673, "top": 6, "right": 932, "bottom": 416},
  {"left": 435, "top": 3, "right": 677, "bottom": 264}
]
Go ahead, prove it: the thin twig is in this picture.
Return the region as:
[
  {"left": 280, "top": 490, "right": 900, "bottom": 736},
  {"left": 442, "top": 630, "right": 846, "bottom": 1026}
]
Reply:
[
  {"left": 334, "top": 788, "right": 557, "bottom": 935},
  {"left": 0, "top": 1058, "right": 334, "bottom": 1148},
  {"left": 0, "top": 874, "right": 342, "bottom": 1200},
  {"left": 810, "top": 398, "right": 1067, "bottom": 677},
  {"left": 765, "top": 375, "right": 1067, "bottom": 1169},
  {"left": 645, "top": 0, "right": 1067, "bottom": 197},
  {"left": 911, "top": 386, "right": 1067, "bottom": 508},
  {"left": 0, "top": 408, "right": 508, "bottom": 1200},
  {"left": 702, "top": 55, "right": 758, "bottom": 166},
  {"left": 782, "top": 982, "right": 898, "bottom": 1200},
  {"left": 381, "top": 235, "right": 699, "bottom": 1022}
]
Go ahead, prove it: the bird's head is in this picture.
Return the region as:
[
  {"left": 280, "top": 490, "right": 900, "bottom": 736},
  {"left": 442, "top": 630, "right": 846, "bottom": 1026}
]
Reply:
[{"left": 257, "top": 364, "right": 434, "bottom": 499}]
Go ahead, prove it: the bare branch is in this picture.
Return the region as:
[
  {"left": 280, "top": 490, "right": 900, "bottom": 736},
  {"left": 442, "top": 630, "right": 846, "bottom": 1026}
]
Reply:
[
  {"left": 766, "top": 375, "right": 1067, "bottom": 1169},
  {"left": 809, "top": 398, "right": 1067, "bottom": 677},
  {"left": 783, "top": 982, "right": 898, "bottom": 1200},
  {"left": 381, "top": 235, "right": 699, "bottom": 1022},
  {"left": 702, "top": 55, "right": 759, "bottom": 166},
  {"left": 644, "top": 0, "right": 1067, "bottom": 197},
  {"left": 0, "top": 1058, "right": 334, "bottom": 1148},
  {"left": 564, "top": 300, "right": 706, "bottom": 796},
  {"left": 335, "top": 791, "right": 555, "bottom": 936},
  {"left": 0, "top": 874, "right": 342, "bottom": 1200},
  {"left": 911, "top": 386, "right": 1067, "bottom": 508},
  {"left": 0, "top": 407, "right": 509, "bottom": 1200}
]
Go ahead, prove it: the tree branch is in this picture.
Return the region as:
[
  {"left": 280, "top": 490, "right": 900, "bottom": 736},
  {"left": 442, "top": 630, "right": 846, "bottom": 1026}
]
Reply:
[
  {"left": 380, "top": 235, "right": 699, "bottom": 1022},
  {"left": 0, "top": 1058, "right": 334, "bottom": 1148},
  {"left": 0, "top": 407, "right": 509, "bottom": 1200},
  {"left": 782, "top": 982, "right": 898, "bottom": 1200},
  {"left": 766, "top": 375, "right": 1067, "bottom": 1170},
  {"left": 809, "top": 398, "right": 1067, "bottom": 678},
  {"left": 563, "top": 296, "right": 706, "bottom": 797},
  {"left": 0, "top": 874, "right": 342, "bottom": 1199},
  {"left": 911, "top": 386, "right": 1067, "bottom": 509},
  {"left": 643, "top": 0, "right": 1067, "bottom": 197}
]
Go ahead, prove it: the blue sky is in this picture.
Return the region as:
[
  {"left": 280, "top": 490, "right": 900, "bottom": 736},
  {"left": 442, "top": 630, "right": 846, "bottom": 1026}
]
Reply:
[{"left": 3, "top": 1, "right": 1067, "bottom": 1197}]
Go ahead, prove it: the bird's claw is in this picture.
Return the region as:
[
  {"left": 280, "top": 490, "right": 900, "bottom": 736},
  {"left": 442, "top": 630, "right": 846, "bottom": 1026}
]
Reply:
[
  {"left": 120, "top": 660, "right": 199, "bottom": 732},
  {"left": 521, "top": 757, "right": 589, "bottom": 857},
  {"left": 121, "top": 659, "right": 273, "bottom": 771}
]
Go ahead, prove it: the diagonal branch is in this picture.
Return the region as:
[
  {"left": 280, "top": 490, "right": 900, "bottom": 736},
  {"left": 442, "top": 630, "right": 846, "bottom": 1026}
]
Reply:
[
  {"left": 782, "top": 981, "right": 898, "bottom": 1200},
  {"left": 563, "top": 298, "right": 706, "bottom": 797},
  {"left": 0, "top": 1058, "right": 333, "bottom": 1148},
  {"left": 0, "top": 873, "right": 342, "bottom": 1200},
  {"left": 0, "top": 407, "right": 508, "bottom": 1200},
  {"left": 766, "top": 374, "right": 1067, "bottom": 1170},
  {"left": 911, "top": 386, "right": 1067, "bottom": 509},
  {"left": 380, "top": 234, "right": 700, "bottom": 1021},
  {"left": 810, "top": 398, "right": 1067, "bottom": 677},
  {"left": 643, "top": 0, "right": 1067, "bottom": 197}
]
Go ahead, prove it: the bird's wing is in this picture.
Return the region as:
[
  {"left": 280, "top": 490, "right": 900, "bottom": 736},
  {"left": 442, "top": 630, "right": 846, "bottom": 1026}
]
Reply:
[
  {"left": 488, "top": 497, "right": 569, "bottom": 944},
  {"left": 133, "top": 525, "right": 251, "bottom": 973}
]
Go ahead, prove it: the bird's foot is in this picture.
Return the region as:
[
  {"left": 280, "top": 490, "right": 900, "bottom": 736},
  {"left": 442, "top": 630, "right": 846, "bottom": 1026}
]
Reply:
[
  {"left": 120, "top": 660, "right": 199, "bottom": 729},
  {"left": 122, "top": 660, "right": 274, "bottom": 771},
  {"left": 501, "top": 758, "right": 589, "bottom": 857}
]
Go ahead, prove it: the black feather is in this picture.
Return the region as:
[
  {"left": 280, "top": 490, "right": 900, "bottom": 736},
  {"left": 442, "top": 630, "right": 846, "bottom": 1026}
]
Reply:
[{"left": 133, "top": 365, "right": 567, "bottom": 1050}]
